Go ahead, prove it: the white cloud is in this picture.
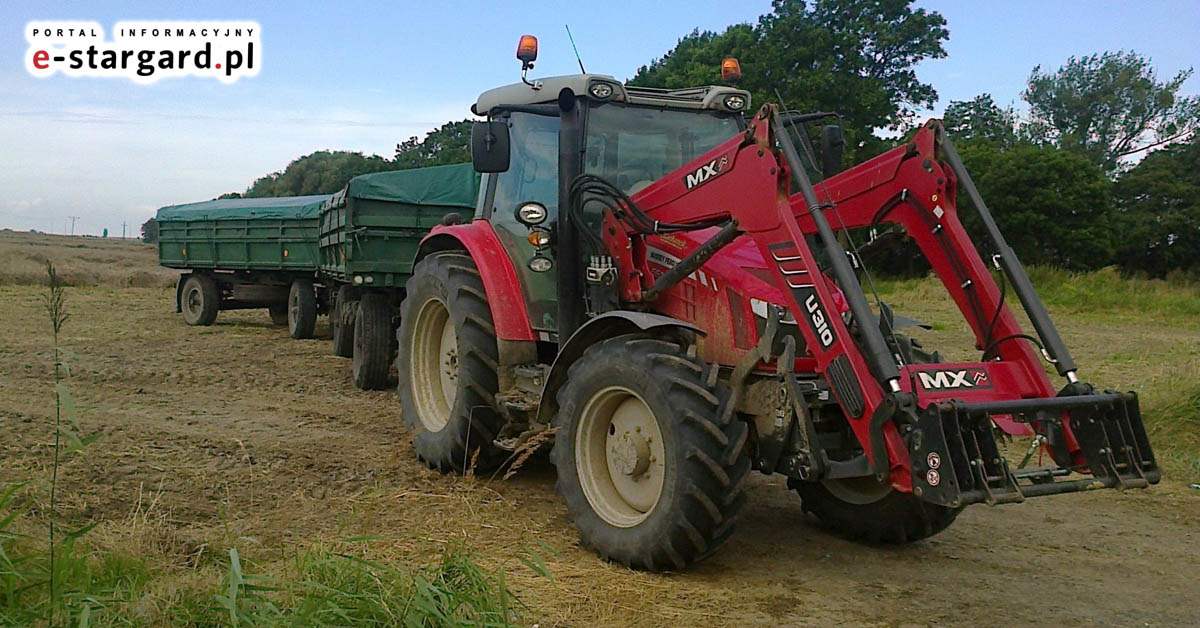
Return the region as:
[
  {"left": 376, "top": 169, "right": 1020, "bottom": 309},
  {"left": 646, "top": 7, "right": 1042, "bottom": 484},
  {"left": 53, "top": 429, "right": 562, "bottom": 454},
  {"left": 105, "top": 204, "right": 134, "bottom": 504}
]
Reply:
[{"left": 0, "top": 98, "right": 474, "bottom": 235}]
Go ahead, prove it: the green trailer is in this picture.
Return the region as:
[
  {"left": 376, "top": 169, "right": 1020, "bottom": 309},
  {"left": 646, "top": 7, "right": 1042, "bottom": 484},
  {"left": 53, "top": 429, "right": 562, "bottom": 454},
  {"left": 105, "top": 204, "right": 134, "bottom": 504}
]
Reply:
[
  {"left": 319, "top": 163, "right": 479, "bottom": 287},
  {"left": 155, "top": 195, "right": 331, "bottom": 338},
  {"left": 155, "top": 165, "right": 481, "bottom": 389},
  {"left": 318, "top": 163, "right": 480, "bottom": 389}
]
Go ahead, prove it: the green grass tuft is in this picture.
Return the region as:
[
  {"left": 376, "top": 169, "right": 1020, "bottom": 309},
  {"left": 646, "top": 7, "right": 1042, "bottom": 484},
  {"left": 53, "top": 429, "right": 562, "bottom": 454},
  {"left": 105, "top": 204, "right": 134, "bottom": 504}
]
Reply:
[{"left": 1, "top": 493, "right": 535, "bottom": 628}]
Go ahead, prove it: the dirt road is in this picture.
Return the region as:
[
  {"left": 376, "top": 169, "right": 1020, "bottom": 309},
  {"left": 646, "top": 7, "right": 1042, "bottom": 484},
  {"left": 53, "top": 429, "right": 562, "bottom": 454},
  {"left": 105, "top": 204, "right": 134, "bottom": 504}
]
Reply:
[{"left": 2, "top": 282, "right": 1197, "bottom": 627}]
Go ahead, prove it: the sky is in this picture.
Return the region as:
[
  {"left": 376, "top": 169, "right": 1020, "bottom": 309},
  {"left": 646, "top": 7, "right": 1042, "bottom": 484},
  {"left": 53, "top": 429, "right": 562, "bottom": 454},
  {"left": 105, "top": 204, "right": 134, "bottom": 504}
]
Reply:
[{"left": 0, "top": 0, "right": 1196, "bottom": 236}]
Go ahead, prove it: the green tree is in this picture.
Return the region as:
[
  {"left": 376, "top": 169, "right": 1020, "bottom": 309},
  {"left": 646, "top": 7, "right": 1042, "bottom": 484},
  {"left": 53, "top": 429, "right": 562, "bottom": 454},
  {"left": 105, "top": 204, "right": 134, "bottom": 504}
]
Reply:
[
  {"left": 1023, "top": 51, "right": 1200, "bottom": 173},
  {"left": 957, "top": 141, "right": 1115, "bottom": 270},
  {"left": 942, "top": 94, "right": 1017, "bottom": 146},
  {"left": 394, "top": 120, "right": 474, "bottom": 169},
  {"left": 242, "top": 151, "right": 394, "bottom": 197},
  {"left": 630, "top": 0, "right": 949, "bottom": 158},
  {"left": 140, "top": 218, "right": 158, "bottom": 243},
  {"left": 1113, "top": 135, "right": 1200, "bottom": 275}
]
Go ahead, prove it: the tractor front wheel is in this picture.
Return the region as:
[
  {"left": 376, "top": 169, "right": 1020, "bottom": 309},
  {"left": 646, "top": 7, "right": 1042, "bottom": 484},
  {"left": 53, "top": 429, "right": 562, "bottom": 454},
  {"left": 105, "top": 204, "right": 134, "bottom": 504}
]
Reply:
[
  {"left": 790, "top": 332, "right": 961, "bottom": 544},
  {"left": 550, "top": 335, "right": 751, "bottom": 571},
  {"left": 396, "top": 252, "right": 505, "bottom": 473},
  {"left": 791, "top": 473, "right": 960, "bottom": 544},
  {"left": 287, "top": 279, "right": 317, "bottom": 339}
]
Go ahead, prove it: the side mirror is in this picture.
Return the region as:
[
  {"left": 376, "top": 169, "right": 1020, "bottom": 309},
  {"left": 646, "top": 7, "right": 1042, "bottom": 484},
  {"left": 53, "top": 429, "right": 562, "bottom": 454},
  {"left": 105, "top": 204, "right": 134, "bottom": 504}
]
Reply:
[
  {"left": 821, "top": 124, "right": 844, "bottom": 179},
  {"left": 471, "top": 119, "right": 510, "bottom": 173}
]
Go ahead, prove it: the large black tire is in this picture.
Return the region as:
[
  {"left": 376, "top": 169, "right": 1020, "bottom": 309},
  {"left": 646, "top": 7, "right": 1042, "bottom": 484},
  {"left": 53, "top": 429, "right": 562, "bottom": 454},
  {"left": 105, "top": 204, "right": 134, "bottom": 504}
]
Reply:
[
  {"left": 792, "top": 333, "right": 959, "bottom": 544},
  {"left": 268, "top": 305, "right": 289, "bottom": 326},
  {"left": 287, "top": 279, "right": 317, "bottom": 339},
  {"left": 331, "top": 285, "right": 357, "bottom": 358},
  {"left": 396, "top": 252, "right": 505, "bottom": 473},
  {"left": 180, "top": 275, "right": 219, "bottom": 326},
  {"left": 550, "top": 335, "right": 752, "bottom": 571},
  {"left": 353, "top": 292, "right": 393, "bottom": 390},
  {"left": 791, "top": 477, "right": 960, "bottom": 544}
]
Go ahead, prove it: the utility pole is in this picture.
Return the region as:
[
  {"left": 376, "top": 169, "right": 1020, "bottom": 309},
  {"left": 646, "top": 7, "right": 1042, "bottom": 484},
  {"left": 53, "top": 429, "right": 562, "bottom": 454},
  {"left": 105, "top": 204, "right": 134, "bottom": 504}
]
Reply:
[
  {"left": 122, "top": 221, "right": 127, "bottom": 239},
  {"left": 68, "top": 216, "right": 80, "bottom": 235}
]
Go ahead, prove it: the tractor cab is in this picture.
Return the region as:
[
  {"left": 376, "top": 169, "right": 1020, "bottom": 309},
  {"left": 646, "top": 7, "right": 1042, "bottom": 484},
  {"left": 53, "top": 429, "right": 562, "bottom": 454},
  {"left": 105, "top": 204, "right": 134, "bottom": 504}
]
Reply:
[{"left": 469, "top": 68, "right": 752, "bottom": 340}]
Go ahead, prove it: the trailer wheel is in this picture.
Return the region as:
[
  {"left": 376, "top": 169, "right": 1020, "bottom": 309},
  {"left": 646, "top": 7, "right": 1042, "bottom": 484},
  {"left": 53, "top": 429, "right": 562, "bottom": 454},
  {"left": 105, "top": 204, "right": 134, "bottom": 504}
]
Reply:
[
  {"left": 268, "top": 305, "right": 289, "bottom": 326},
  {"left": 550, "top": 335, "right": 751, "bottom": 571},
  {"left": 396, "top": 252, "right": 505, "bottom": 473},
  {"left": 180, "top": 275, "right": 219, "bottom": 326},
  {"left": 287, "top": 279, "right": 317, "bottom": 339},
  {"left": 331, "top": 285, "right": 357, "bottom": 358},
  {"left": 352, "top": 292, "right": 393, "bottom": 390}
]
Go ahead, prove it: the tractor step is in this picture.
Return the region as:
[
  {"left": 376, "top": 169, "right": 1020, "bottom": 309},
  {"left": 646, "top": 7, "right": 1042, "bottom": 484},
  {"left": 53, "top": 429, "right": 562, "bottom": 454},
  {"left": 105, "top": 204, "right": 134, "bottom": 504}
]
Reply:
[{"left": 907, "top": 389, "right": 1160, "bottom": 508}]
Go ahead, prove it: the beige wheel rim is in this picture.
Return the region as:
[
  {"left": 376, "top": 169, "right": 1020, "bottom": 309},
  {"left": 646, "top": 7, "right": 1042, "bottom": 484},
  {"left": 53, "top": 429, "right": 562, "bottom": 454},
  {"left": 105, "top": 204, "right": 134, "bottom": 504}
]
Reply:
[
  {"left": 575, "top": 386, "right": 666, "bottom": 528},
  {"left": 184, "top": 285, "right": 202, "bottom": 318},
  {"left": 409, "top": 296, "right": 457, "bottom": 432},
  {"left": 288, "top": 288, "right": 302, "bottom": 323}
]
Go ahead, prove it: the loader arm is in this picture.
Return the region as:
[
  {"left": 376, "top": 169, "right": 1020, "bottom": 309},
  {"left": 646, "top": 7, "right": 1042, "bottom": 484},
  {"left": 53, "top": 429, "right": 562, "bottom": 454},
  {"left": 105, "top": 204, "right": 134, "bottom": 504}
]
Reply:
[{"left": 611, "top": 104, "right": 1158, "bottom": 501}]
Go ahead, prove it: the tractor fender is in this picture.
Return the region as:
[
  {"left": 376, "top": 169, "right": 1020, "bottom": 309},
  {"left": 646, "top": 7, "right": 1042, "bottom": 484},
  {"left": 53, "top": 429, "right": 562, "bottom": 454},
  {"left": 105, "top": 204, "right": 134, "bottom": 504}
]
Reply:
[
  {"left": 534, "top": 311, "right": 705, "bottom": 427},
  {"left": 414, "top": 222, "right": 536, "bottom": 342}
]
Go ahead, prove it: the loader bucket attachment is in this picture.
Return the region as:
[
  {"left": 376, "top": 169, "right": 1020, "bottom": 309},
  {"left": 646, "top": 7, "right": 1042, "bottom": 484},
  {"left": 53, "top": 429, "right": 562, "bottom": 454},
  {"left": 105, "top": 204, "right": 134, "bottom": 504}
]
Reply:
[{"left": 908, "top": 389, "right": 1160, "bottom": 508}]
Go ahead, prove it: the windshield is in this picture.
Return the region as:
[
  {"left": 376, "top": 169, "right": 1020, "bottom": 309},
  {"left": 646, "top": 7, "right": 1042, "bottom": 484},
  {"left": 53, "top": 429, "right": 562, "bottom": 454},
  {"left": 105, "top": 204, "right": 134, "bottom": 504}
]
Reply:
[{"left": 584, "top": 103, "right": 741, "bottom": 193}]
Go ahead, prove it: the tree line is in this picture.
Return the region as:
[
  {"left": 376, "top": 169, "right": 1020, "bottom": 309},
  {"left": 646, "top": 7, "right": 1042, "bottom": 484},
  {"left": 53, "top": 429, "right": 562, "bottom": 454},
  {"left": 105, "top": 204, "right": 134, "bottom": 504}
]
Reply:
[{"left": 150, "top": 0, "right": 1198, "bottom": 277}]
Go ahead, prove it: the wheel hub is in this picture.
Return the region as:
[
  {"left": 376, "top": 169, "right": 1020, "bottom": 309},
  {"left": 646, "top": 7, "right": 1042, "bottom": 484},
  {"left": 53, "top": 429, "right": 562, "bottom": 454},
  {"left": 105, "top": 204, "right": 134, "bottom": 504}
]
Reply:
[
  {"left": 608, "top": 430, "right": 651, "bottom": 478},
  {"left": 576, "top": 386, "right": 666, "bottom": 528}
]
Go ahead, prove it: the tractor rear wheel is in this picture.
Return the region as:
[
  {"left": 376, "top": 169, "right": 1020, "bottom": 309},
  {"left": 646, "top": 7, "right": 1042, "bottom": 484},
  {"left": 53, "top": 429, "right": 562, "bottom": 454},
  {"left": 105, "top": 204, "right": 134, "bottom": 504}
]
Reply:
[
  {"left": 550, "top": 335, "right": 751, "bottom": 571},
  {"left": 352, "top": 292, "right": 393, "bottom": 390},
  {"left": 180, "top": 275, "right": 219, "bottom": 326},
  {"left": 331, "top": 285, "right": 357, "bottom": 358},
  {"left": 287, "top": 279, "right": 317, "bottom": 339},
  {"left": 396, "top": 252, "right": 505, "bottom": 473},
  {"left": 268, "top": 305, "right": 289, "bottom": 326},
  {"left": 791, "top": 476, "right": 960, "bottom": 544}
]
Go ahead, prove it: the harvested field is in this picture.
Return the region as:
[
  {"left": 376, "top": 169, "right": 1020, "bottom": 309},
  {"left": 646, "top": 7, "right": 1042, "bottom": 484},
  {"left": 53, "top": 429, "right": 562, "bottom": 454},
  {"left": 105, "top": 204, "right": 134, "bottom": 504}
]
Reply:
[{"left": 2, "top": 234, "right": 1198, "bottom": 627}]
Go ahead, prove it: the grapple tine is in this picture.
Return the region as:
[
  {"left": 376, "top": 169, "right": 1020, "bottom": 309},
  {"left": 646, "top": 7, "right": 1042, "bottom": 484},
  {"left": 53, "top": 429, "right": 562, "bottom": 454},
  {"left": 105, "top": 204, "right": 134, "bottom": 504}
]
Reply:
[{"left": 907, "top": 389, "right": 1160, "bottom": 508}]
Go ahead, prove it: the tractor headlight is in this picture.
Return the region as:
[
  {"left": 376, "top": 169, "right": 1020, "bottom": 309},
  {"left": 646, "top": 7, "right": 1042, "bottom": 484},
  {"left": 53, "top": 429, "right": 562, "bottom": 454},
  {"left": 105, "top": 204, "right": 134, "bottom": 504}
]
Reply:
[
  {"left": 516, "top": 202, "right": 548, "bottom": 226},
  {"left": 589, "top": 82, "right": 615, "bottom": 99},
  {"left": 723, "top": 94, "right": 747, "bottom": 111}
]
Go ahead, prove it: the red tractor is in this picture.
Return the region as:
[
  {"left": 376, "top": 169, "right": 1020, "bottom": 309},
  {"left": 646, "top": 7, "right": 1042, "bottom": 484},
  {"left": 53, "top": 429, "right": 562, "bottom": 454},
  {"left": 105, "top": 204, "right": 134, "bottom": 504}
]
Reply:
[{"left": 396, "top": 36, "right": 1159, "bottom": 570}]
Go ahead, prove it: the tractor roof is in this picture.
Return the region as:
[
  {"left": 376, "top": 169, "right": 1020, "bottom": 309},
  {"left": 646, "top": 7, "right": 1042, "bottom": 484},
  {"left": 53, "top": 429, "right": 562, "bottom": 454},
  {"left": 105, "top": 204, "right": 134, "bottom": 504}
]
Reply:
[{"left": 471, "top": 73, "right": 751, "bottom": 116}]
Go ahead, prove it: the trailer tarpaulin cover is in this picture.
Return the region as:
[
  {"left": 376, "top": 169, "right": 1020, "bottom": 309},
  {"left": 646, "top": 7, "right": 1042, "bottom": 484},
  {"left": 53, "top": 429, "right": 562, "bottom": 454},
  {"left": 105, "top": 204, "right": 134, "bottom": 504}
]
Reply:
[
  {"left": 338, "top": 162, "right": 480, "bottom": 208},
  {"left": 155, "top": 194, "right": 332, "bottom": 221}
]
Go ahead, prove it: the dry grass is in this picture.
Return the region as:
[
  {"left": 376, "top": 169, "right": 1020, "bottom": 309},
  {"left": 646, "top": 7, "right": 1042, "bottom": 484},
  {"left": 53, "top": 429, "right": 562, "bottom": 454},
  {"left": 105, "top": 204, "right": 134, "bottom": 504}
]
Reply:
[
  {"left": 1, "top": 236, "right": 1199, "bottom": 627},
  {"left": 0, "top": 230, "right": 177, "bottom": 288}
]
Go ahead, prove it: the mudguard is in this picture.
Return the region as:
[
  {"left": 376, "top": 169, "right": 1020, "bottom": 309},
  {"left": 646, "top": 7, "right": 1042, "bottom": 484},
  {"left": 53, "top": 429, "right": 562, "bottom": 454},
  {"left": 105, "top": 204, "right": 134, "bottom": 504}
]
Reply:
[
  {"left": 415, "top": 221, "right": 536, "bottom": 342},
  {"left": 534, "top": 311, "right": 705, "bottom": 427}
]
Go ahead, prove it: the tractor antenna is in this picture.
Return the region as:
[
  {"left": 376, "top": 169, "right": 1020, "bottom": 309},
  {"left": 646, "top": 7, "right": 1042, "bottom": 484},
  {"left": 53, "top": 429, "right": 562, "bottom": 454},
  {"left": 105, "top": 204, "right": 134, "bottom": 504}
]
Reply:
[{"left": 565, "top": 25, "right": 586, "bottom": 74}]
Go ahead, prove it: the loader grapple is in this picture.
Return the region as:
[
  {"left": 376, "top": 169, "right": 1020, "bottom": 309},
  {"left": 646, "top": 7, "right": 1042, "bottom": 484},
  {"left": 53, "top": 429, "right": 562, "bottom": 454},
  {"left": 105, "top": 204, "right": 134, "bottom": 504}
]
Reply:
[{"left": 909, "top": 389, "right": 1160, "bottom": 507}]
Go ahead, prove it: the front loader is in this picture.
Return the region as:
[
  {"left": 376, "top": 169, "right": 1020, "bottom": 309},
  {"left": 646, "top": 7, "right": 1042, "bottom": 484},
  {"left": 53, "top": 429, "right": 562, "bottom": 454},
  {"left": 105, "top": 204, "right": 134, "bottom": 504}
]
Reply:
[{"left": 394, "top": 36, "right": 1159, "bottom": 570}]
